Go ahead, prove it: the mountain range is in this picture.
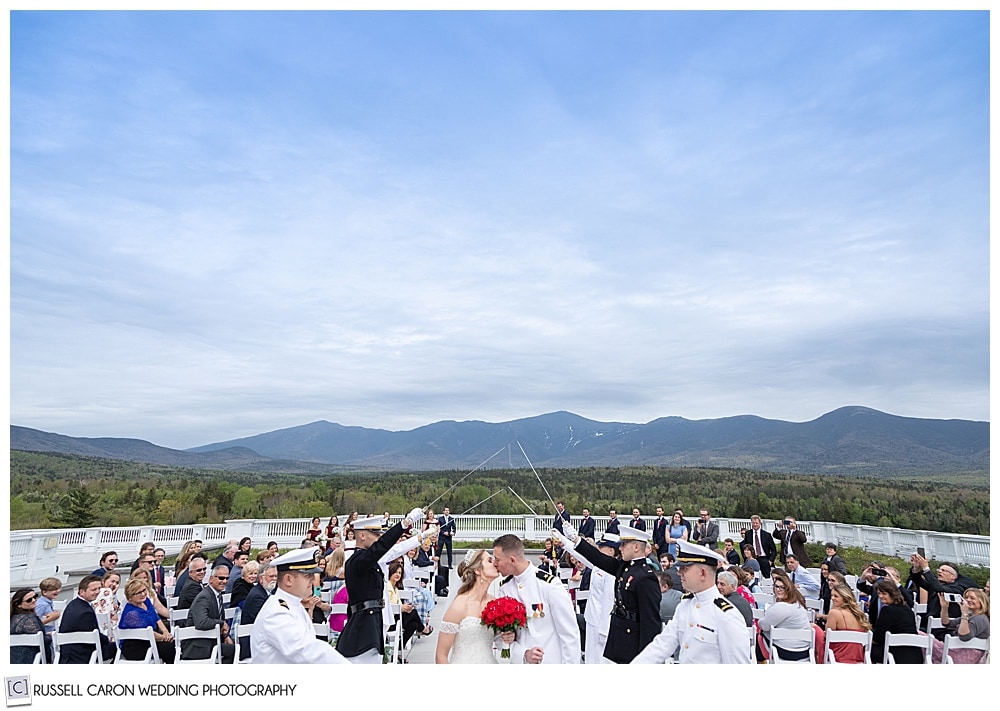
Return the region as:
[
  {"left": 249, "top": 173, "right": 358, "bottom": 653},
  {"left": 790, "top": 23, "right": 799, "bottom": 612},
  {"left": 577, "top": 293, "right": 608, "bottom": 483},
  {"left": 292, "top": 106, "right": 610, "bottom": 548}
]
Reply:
[{"left": 10, "top": 406, "right": 989, "bottom": 478}]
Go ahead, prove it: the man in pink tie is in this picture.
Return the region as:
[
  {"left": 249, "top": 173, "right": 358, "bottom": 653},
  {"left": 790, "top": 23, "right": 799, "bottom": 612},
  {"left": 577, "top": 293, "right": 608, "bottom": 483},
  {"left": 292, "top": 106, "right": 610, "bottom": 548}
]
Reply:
[{"left": 740, "top": 514, "right": 776, "bottom": 578}]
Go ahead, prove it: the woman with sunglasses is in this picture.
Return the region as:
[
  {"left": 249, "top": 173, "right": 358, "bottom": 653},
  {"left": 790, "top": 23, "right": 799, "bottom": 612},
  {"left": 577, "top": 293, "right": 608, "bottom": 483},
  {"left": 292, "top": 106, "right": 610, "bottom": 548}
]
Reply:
[
  {"left": 757, "top": 569, "right": 813, "bottom": 661},
  {"left": 10, "top": 588, "right": 52, "bottom": 663}
]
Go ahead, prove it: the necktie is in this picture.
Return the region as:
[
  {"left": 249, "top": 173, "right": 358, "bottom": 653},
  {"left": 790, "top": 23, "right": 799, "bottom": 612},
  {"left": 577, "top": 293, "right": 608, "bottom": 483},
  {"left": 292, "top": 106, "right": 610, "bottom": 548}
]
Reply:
[
  {"left": 792, "top": 572, "right": 796, "bottom": 585},
  {"left": 755, "top": 532, "right": 763, "bottom": 557},
  {"left": 218, "top": 594, "right": 224, "bottom": 615}
]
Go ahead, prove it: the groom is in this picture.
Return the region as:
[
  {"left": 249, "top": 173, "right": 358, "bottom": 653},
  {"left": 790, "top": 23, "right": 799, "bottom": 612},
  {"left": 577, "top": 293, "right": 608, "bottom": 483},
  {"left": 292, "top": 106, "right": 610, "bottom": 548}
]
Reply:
[{"left": 492, "top": 534, "right": 580, "bottom": 664}]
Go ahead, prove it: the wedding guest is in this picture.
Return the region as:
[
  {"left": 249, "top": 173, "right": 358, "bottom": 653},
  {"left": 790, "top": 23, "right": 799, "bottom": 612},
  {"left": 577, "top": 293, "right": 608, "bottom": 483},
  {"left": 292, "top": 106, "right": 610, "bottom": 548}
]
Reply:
[
  {"left": 823, "top": 583, "right": 871, "bottom": 663},
  {"left": 118, "top": 578, "right": 175, "bottom": 663},
  {"left": 871, "top": 579, "right": 921, "bottom": 663},
  {"left": 931, "top": 587, "right": 990, "bottom": 663},
  {"left": 35, "top": 577, "right": 62, "bottom": 635},
  {"left": 10, "top": 588, "right": 52, "bottom": 663}
]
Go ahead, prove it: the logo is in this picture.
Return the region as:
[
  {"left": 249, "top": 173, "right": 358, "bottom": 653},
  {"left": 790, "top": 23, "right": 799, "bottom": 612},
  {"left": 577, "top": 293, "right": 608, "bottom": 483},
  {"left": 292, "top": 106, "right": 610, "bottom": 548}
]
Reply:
[{"left": 5, "top": 677, "right": 31, "bottom": 707}]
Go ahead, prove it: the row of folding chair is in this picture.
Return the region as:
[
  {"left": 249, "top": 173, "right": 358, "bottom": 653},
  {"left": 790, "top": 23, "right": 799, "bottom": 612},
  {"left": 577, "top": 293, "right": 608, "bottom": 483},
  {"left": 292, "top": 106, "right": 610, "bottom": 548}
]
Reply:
[{"left": 10, "top": 629, "right": 108, "bottom": 665}]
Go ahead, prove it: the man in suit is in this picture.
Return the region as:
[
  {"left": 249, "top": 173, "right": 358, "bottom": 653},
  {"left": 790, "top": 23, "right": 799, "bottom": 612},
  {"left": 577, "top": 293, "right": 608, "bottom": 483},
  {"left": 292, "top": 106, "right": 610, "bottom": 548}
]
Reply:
[
  {"left": 129, "top": 542, "right": 155, "bottom": 574},
  {"left": 91, "top": 550, "right": 119, "bottom": 578},
  {"left": 176, "top": 556, "right": 209, "bottom": 613},
  {"left": 629, "top": 507, "right": 647, "bottom": 531},
  {"left": 741, "top": 514, "right": 776, "bottom": 578},
  {"left": 691, "top": 507, "right": 719, "bottom": 548},
  {"left": 577, "top": 508, "right": 596, "bottom": 540},
  {"left": 858, "top": 562, "right": 913, "bottom": 629},
  {"left": 151, "top": 548, "right": 168, "bottom": 598},
  {"left": 552, "top": 501, "right": 571, "bottom": 534},
  {"left": 436, "top": 506, "right": 456, "bottom": 568},
  {"left": 225, "top": 551, "right": 250, "bottom": 594},
  {"left": 237, "top": 561, "right": 278, "bottom": 661},
  {"left": 213, "top": 542, "right": 238, "bottom": 572},
  {"left": 58, "top": 575, "right": 116, "bottom": 663},
  {"left": 605, "top": 509, "right": 620, "bottom": 535},
  {"left": 772, "top": 515, "right": 812, "bottom": 567},
  {"left": 184, "top": 565, "right": 235, "bottom": 663},
  {"left": 651, "top": 506, "right": 668, "bottom": 557}
]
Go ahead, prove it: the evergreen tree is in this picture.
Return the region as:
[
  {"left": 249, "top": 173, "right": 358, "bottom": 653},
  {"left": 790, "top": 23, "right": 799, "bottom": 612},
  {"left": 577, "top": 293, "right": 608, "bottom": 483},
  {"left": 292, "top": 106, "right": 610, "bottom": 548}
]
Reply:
[{"left": 56, "top": 487, "right": 97, "bottom": 528}]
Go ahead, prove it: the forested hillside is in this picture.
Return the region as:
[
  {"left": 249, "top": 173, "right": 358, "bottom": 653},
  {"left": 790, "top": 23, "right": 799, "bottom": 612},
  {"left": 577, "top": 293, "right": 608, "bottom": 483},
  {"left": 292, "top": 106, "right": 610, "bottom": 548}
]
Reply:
[{"left": 9, "top": 450, "right": 989, "bottom": 535}]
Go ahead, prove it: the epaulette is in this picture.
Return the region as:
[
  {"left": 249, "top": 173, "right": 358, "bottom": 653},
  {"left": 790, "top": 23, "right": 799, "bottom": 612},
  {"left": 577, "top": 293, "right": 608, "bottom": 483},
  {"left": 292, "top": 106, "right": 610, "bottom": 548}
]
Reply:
[
  {"left": 536, "top": 569, "right": 555, "bottom": 584},
  {"left": 714, "top": 598, "right": 734, "bottom": 612},
  {"left": 278, "top": 599, "right": 289, "bottom": 609},
  {"left": 500, "top": 575, "right": 513, "bottom": 586},
  {"left": 681, "top": 592, "right": 694, "bottom": 600}
]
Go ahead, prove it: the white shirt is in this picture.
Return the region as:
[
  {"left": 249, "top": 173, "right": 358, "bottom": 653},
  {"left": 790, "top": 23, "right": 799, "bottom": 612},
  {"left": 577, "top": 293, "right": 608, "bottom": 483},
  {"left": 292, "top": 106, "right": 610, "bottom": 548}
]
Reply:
[
  {"left": 498, "top": 563, "right": 580, "bottom": 664},
  {"left": 632, "top": 587, "right": 752, "bottom": 664},
  {"left": 251, "top": 587, "right": 350, "bottom": 664}
]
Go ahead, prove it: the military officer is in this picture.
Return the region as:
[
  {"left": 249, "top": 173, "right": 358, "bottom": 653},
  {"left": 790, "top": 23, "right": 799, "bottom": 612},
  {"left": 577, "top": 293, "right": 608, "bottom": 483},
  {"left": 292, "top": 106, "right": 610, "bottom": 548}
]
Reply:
[
  {"left": 336, "top": 508, "right": 425, "bottom": 663},
  {"left": 631, "top": 539, "right": 752, "bottom": 664},
  {"left": 553, "top": 523, "right": 661, "bottom": 663},
  {"left": 250, "top": 547, "right": 350, "bottom": 664},
  {"left": 493, "top": 533, "right": 580, "bottom": 664}
]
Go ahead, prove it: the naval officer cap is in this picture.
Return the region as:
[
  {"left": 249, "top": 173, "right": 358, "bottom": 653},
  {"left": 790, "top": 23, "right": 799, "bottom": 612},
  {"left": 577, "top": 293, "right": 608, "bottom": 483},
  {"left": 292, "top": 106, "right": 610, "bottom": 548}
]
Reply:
[
  {"left": 617, "top": 525, "right": 651, "bottom": 543},
  {"left": 673, "top": 538, "right": 727, "bottom": 568},
  {"left": 353, "top": 515, "right": 389, "bottom": 533},
  {"left": 271, "top": 547, "right": 323, "bottom": 574},
  {"left": 597, "top": 532, "right": 620, "bottom": 549}
]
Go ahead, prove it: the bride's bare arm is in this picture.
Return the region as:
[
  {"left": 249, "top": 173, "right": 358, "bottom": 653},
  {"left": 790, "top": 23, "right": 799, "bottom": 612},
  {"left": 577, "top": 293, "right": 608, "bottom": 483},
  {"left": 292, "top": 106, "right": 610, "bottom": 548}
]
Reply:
[{"left": 435, "top": 596, "right": 468, "bottom": 664}]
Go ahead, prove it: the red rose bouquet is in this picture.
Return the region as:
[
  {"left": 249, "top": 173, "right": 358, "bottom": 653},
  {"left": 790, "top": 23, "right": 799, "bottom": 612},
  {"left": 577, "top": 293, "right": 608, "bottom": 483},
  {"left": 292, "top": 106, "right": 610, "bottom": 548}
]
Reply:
[{"left": 481, "top": 597, "right": 528, "bottom": 658}]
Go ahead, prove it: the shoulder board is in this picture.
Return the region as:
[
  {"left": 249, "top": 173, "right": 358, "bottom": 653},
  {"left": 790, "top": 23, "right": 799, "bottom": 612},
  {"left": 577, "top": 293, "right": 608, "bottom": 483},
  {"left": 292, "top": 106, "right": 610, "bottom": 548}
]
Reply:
[
  {"left": 536, "top": 570, "right": 555, "bottom": 583},
  {"left": 500, "top": 575, "right": 513, "bottom": 586},
  {"left": 714, "top": 598, "right": 734, "bottom": 612},
  {"left": 278, "top": 599, "right": 289, "bottom": 609},
  {"left": 681, "top": 592, "right": 694, "bottom": 600}
]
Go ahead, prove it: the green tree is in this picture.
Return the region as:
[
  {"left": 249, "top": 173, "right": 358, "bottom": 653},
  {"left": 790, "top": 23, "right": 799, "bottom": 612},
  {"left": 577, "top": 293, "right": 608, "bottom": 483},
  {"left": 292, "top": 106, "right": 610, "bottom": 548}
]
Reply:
[{"left": 56, "top": 487, "right": 97, "bottom": 528}]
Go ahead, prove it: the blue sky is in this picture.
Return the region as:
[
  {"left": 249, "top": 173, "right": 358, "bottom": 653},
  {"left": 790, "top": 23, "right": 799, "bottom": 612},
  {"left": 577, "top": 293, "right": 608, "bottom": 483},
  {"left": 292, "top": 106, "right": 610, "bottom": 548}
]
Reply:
[{"left": 9, "top": 11, "right": 989, "bottom": 450}]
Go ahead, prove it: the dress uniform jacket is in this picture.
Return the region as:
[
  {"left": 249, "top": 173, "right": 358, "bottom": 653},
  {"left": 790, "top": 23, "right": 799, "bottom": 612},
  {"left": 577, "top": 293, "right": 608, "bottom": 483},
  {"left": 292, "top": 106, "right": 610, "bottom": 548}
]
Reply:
[
  {"left": 251, "top": 587, "right": 350, "bottom": 664},
  {"left": 632, "top": 586, "right": 752, "bottom": 664},
  {"left": 498, "top": 564, "right": 580, "bottom": 664},
  {"left": 335, "top": 521, "right": 406, "bottom": 658},
  {"left": 573, "top": 538, "right": 661, "bottom": 663},
  {"left": 582, "top": 555, "right": 615, "bottom": 664}
]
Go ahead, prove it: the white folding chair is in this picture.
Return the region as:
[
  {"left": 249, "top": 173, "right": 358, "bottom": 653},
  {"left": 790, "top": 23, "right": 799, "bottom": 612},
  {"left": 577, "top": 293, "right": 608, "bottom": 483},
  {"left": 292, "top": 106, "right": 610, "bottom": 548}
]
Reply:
[
  {"left": 236, "top": 623, "right": 254, "bottom": 664},
  {"left": 114, "top": 627, "right": 161, "bottom": 664},
  {"left": 52, "top": 629, "right": 105, "bottom": 664},
  {"left": 767, "top": 627, "right": 816, "bottom": 663},
  {"left": 167, "top": 596, "right": 180, "bottom": 609},
  {"left": 224, "top": 607, "right": 237, "bottom": 623},
  {"left": 754, "top": 593, "right": 774, "bottom": 608},
  {"left": 10, "top": 631, "right": 47, "bottom": 664},
  {"left": 912, "top": 602, "right": 927, "bottom": 628},
  {"left": 925, "top": 617, "right": 945, "bottom": 636},
  {"left": 313, "top": 623, "right": 331, "bottom": 642},
  {"left": 804, "top": 598, "right": 824, "bottom": 613},
  {"left": 752, "top": 607, "right": 766, "bottom": 622},
  {"left": 883, "top": 631, "right": 933, "bottom": 664},
  {"left": 385, "top": 602, "right": 403, "bottom": 664},
  {"left": 823, "top": 629, "right": 872, "bottom": 664},
  {"left": 222, "top": 593, "right": 231, "bottom": 606},
  {"left": 173, "top": 626, "right": 221, "bottom": 664},
  {"left": 941, "top": 634, "right": 989, "bottom": 664},
  {"left": 574, "top": 589, "right": 590, "bottom": 615},
  {"left": 52, "top": 600, "right": 68, "bottom": 613},
  {"left": 169, "top": 608, "right": 189, "bottom": 628}
]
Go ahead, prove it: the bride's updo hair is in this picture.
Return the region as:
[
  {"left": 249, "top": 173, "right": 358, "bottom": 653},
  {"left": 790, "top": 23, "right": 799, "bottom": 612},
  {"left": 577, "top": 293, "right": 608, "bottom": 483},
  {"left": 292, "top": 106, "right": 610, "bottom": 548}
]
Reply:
[{"left": 456, "top": 550, "right": 488, "bottom": 596}]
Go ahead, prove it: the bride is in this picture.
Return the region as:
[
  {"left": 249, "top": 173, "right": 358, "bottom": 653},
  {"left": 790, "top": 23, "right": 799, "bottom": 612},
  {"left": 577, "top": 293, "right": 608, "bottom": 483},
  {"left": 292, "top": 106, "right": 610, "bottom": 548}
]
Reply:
[{"left": 435, "top": 549, "right": 500, "bottom": 664}]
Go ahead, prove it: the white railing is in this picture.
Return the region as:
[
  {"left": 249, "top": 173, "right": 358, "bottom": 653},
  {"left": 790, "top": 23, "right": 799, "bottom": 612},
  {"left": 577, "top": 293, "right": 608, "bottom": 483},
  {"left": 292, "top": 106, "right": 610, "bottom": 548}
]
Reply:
[{"left": 9, "top": 515, "right": 990, "bottom": 586}]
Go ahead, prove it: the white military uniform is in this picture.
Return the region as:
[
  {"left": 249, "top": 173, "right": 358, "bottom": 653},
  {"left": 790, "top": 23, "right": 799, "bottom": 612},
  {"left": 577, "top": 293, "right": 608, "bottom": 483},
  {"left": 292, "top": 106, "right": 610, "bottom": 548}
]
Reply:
[
  {"left": 251, "top": 586, "right": 351, "bottom": 664},
  {"left": 583, "top": 562, "right": 615, "bottom": 664},
  {"left": 631, "top": 586, "right": 752, "bottom": 664},
  {"left": 499, "top": 563, "right": 580, "bottom": 664}
]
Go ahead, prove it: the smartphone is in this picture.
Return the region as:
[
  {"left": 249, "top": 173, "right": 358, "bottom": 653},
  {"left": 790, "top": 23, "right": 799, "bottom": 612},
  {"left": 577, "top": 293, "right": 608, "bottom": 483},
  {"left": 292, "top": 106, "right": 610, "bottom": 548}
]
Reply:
[
  {"left": 944, "top": 593, "right": 963, "bottom": 603},
  {"left": 313, "top": 586, "right": 322, "bottom": 597},
  {"left": 917, "top": 547, "right": 925, "bottom": 558}
]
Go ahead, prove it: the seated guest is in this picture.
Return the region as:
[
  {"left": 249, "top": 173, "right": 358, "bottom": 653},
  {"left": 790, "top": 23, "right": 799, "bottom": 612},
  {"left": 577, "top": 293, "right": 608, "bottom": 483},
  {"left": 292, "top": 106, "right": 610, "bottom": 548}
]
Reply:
[
  {"left": 58, "top": 575, "right": 117, "bottom": 663},
  {"left": 785, "top": 555, "right": 820, "bottom": 597},
  {"left": 386, "top": 561, "right": 424, "bottom": 653},
  {"left": 717, "top": 570, "right": 753, "bottom": 628},
  {"left": 91, "top": 551, "right": 119, "bottom": 578},
  {"left": 35, "top": 577, "right": 63, "bottom": 636},
  {"left": 740, "top": 545, "right": 761, "bottom": 581},
  {"left": 225, "top": 551, "right": 251, "bottom": 594},
  {"left": 907, "top": 555, "right": 978, "bottom": 640},
  {"left": 129, "top": 542, "right": 156, "bottom": 573},
  {"left": 173, "top": 552, "right": 208, "bottom": 599},
  {"left": 176, "top": 556, "right": 210, "bottom": 613},
  {"left": 172, "top": 541, "right": 197, "bottom": 579},
  {"left": 824, "top": 583, "right": 871, "bottom": 663},
  {"left": 729, "top": 566, "right": 757, "bottom": 608},
  {"left": 184, "top": 566, "right": 235, "bottom": 663},
  {"left": 657, "top": 571, "right": 683, "bottom": 625},
  {"left": 871, "top": 579, "right": 922, "bottom": 663},
  {"left": 93, "top": 572, "right": 122, "bottom": 626},
  {"left": 118, "top": 578, "right": 175, "bottom": 663},
  {"left": 741, "top": 564, "right": 762, "bottom": 595},
  {"left": 229, "top": 560, "right": 259, "bottom": 609},
  {"left": 757, "top": 570, "right": 812, "bottom": 662},
  {"left": 123, "top": 568, "right": 169, "bottom": 621},
  {"left": 722, "top": 539, "right": 741, "bottom": 566},
  {"left": 818, "top": 562, "right": 833, "bottom": 616},
  {"left": 10, "top": 588, "right": 53, "bottom": 663},
  {"left": 237, "top": 561, "right": 277, "bottom": 661},
  {"left": 931, "top": 587, "right": 990, "bottom": 663}
]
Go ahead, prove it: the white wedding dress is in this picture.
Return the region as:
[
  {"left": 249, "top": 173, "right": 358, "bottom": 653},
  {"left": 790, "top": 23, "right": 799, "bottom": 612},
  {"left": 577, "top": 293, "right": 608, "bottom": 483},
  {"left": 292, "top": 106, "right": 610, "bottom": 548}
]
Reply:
[{"left": 439, "top": 616, "right": 497, "bottom": 664}]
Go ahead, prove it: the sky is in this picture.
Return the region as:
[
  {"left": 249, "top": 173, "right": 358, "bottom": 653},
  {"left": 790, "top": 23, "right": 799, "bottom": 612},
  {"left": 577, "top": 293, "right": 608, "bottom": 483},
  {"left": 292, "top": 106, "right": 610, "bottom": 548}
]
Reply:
[{"left": 8, "top": 10, "right": 990, "bottom": 450}]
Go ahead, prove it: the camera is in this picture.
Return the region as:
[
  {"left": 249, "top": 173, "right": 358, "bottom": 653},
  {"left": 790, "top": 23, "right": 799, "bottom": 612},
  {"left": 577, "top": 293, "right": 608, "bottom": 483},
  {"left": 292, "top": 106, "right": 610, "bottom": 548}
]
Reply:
[
  {"left": 872, "top": 567, "right": 888, "bottom": 578},
  {"left": 782, "top": 519, "right": 791, "bottom": 526},
  {"left": 699, "top": 516, "right": 708, "bottom": 523}
]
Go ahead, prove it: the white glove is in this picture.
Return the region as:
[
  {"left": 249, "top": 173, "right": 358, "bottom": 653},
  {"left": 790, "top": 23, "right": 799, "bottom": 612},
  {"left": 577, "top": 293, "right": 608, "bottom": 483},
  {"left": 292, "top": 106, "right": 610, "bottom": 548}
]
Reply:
[
  {"left": 560, "top": 520, "right": 579, "bottom": 543},
  {"left": 419, "top": 524, "right": 439, "bottom": 541},
  {"left": 551, "top": 528, "right": 576, "bottom": 551},
  {"left": 407, "top": 507, "right": 425, "bottom": 528}
]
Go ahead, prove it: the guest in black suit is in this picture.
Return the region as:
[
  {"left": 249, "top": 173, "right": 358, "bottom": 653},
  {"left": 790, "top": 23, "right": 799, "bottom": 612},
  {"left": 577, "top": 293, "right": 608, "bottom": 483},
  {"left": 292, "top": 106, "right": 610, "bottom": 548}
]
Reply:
[
  {"left": 577, "top": 508, "right": 596, "bottom": 541},
  {"left": 91, "top": 550, "right": 119, "bottom": 578},
  {"left": 151, "top": 548, "right": 168, "bottom": 601},
  {"left": 823, "top": 543, "right": 848, "bottom": 576},
  {"left": 741, "top": 515, "right": 776, "bottom": 578},
  {"left": 772, "top": 516, "right": 811, "bottom": 567},
  {"left": 184, "top": 566, "right": 235, "bottom": 662},
  {"left": 129, "top": 542, "right": 155, "bottom": 574},
  {"left": 857, "top": 563, "right": 913, "bottom": 629},
  {"left": 58, "top": 575, "right": 116, "bottom": 663},
  {"left": 629, "top": 507, "right": 647, "bottom": 531},
  {"left": 651, "top": 507, "right": 668, "bottom": 557},
  {"left": 436, "top": 507, "right": 457, "bottom": 568}
]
